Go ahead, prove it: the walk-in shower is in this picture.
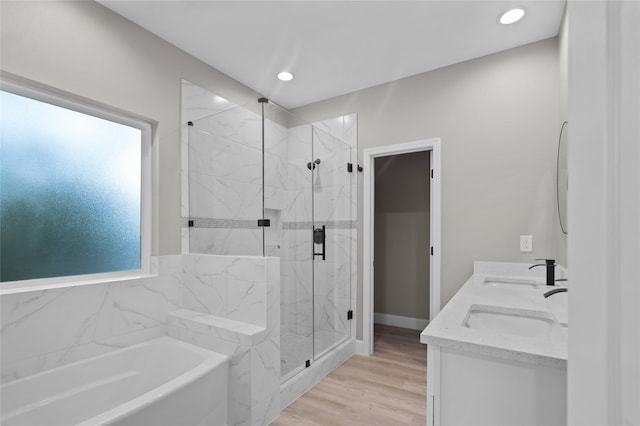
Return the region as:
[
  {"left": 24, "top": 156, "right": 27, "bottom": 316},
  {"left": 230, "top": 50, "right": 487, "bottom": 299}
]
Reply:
[{"left": 182, "top": 83, "right": 356, "bottom": 383}]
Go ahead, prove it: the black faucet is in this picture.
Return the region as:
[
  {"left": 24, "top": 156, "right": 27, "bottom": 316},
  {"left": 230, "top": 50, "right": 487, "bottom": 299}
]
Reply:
[
  {"left": 528, "top": 258, "right": 556, "bottom": 286},
  {"left": 544, "top": 288, "right": 567, "bottom": 298}
]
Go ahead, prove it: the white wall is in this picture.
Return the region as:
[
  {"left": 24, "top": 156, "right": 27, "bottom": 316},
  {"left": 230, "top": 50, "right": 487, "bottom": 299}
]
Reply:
[
  {"left": 0, "top": 1, "right": 262, "bottom": 255},
  {"left": 293, "top": 39, "right": 563, "bottom": 339},
  {"left": 567, "top": 1, "right": 640, "bottom": 424}
]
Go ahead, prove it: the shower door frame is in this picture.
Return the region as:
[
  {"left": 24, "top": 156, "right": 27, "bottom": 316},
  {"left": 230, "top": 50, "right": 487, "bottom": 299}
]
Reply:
[{"left": 362, "top": 138, "right": 442, "bottom": 355}]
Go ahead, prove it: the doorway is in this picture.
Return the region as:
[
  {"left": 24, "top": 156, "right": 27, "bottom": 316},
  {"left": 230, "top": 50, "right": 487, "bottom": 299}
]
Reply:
[
  {"left": 374, "top": 151, "right": 431, "bottom": 331},
  {"left": 363, "top": 138, "right": 441, "bottom": 355}
]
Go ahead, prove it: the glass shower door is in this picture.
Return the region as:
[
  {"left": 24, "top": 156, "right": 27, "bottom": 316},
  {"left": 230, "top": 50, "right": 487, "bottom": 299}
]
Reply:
[
  {"left": 311, "top": 127, "right": 352, "bottom": 358},
  {"left": 280, "top": 120, "right": 314, "bottom": 380}
]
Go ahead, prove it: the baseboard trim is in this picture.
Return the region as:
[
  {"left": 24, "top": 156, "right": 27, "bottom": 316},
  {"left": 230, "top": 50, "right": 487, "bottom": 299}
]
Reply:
[
  {"left": 374, "top": 312, "right": 429, "bottom": 331},
  {"left": 355, "top": 339, "right": 369, "bottom": 355}
]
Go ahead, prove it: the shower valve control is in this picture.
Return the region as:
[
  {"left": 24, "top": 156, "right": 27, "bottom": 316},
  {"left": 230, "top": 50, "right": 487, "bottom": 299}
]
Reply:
[
  {"left": 313, "top": 227, "right": 325, "bottom": 245},
  {"left": 313, "top": 226, "right": 326, "bottom": 260}
]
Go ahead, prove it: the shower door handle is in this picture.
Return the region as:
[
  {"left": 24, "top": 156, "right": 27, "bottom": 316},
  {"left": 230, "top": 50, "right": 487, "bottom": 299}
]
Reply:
[{"left": 313, "top": 225, "right": 326, "bottom": 260}]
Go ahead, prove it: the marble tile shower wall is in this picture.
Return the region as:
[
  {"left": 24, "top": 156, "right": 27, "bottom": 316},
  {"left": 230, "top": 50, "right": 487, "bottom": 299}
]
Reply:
[
  {"left": 181, "top": 80, "right": 238, "bottom": 254},
  {"left": 183, "top": 80, "right": 289, "bottom": 257},
  {"left": 181, "top": 80, "right": 358, "bottom": 382}
]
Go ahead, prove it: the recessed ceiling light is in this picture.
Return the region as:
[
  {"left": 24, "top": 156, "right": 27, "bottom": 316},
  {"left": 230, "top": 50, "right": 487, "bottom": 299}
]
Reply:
[
  {"left": 499, "top": 8, "right": 525, "bottom": 25},
  {"left": 277, "top": 71, "right": 294, "bottom": 82}
]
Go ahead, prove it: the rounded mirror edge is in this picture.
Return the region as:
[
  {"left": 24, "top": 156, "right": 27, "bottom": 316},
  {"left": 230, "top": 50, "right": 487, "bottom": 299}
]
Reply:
[{"left": 556, "top": 121, "right": 569, "bottom": 235}]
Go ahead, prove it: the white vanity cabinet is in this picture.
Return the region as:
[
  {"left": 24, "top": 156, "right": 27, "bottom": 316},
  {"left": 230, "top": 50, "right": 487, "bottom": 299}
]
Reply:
[
  {"left": 421, "top": 262, "right": 568, "bottom": 426},
  {"left": 426, "top": 345, "right": 566, "bottom": 425}
]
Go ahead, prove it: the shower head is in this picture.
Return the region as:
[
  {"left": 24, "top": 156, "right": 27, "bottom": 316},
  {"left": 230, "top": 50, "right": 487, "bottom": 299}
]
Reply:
[{"left": 307, "top": 158, "right": 321, "bottom": 170}]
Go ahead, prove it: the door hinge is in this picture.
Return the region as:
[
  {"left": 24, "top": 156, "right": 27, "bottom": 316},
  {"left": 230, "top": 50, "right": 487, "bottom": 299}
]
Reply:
[
  {"left": 305, "top": 360, "right": 311, "bottom": 368},
  {"left": 430, "top": 246, "right": 434, "bottom": 256},
  {"left": 188, "top": 220, "right": 194, "bottom": 227},
  {"left": 347, "top": 162, "right": 353, "bottom": 173},
  {"left": 431, "top": 169, "right": 434, "bottom": 179},
  {"left": 347, "top": 310, "right": 353, "bottom": 320}
]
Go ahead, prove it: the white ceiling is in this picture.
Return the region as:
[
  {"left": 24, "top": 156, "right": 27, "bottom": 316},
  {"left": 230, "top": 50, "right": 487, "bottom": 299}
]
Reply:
[{"left": 98, "top": 1, "right": 565, "bottom": 109}]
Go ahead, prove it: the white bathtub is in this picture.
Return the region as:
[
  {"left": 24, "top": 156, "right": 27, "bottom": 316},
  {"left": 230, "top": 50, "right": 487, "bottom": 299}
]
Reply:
[{"left": 0, "top": 336, "right": 228, "bottom": 426}]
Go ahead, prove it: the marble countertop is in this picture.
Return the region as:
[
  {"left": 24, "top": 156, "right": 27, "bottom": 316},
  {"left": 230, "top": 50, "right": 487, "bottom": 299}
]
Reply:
[{"left": 421, "top": 261, "right": 568, "bottom": 368}]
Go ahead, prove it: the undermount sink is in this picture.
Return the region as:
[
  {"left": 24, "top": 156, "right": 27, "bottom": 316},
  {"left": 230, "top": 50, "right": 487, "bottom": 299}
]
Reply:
[
  {"left": 463, "top": 304, "right": 566, "bottom": 341},
  {"left": 482, "top": 276, "right": 545, "bottom": 290}
]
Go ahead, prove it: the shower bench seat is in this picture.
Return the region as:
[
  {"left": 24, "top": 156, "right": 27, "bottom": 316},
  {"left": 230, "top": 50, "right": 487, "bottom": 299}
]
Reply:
[{"left": 166, "top": 309, "right": 279, "bottom": 425}]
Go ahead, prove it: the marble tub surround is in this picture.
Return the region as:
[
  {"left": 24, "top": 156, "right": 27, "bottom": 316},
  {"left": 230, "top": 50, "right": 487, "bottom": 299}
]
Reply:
[
  {"left": 168, "top": 310, "right": 266, "bottom": 347},
  {"left": 0, "top": 255, "right": 183, "bottom": 383},
  {"left": 167, "top": 314, "right": 280, "bottom": 426},
  {"left": 0, "top": 254, "right": 278, "bottom": 367},
  {"left": 168, "top": 314, "right": 279, "bottom": 426},
  {"left": 1, "top": 252, "right": 281, "bottom": 425},
  {"left": 168, "top": 254, "right": 281, "bottom": 426},
  {"left": 421, "top": 261, "right": 568, "bottom": 366}
]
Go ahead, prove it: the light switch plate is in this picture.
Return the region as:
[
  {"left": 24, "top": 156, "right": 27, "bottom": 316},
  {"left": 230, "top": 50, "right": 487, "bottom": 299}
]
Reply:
[{"left": 520, "top": 235, "right": 533, "bottom": 252}]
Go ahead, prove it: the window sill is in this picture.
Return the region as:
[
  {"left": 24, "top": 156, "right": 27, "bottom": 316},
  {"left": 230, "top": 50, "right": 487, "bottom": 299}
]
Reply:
[{"left": 0, "top": 273, "right": 158, "bottom": 296}]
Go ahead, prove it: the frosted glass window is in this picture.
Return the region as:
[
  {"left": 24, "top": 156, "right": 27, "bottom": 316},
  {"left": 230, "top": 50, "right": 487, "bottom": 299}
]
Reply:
[{"left": 1, "top": 90, "right": 143, "bottom": 282}]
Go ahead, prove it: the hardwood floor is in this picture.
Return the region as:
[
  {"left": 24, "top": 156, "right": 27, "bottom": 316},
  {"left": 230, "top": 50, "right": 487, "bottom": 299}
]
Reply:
[{"left": 272, "top": 324, "right": 427, "bottom": 425}]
